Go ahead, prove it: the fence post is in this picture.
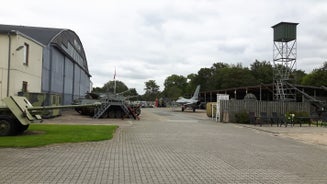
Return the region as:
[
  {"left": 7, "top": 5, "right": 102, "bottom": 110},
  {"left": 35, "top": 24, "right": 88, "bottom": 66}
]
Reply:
[{"left": 216, "top": 94, "right": 230, "bottom": 122}]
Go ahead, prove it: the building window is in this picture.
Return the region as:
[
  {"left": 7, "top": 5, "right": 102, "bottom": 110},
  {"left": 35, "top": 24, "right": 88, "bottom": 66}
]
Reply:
[
  {"left": 23, "top": 43, "right": 29, "bottom": 65},
  {"left": 22, "top": 81, "right": 28, "bottom": 92}
]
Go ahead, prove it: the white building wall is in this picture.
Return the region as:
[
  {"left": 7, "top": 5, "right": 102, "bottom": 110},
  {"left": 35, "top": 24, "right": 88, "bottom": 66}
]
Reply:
[
  {"left": 0, "top": 33, "right": 43, "bottom": 105},
  {"left": 0, "top": 35, "right": 9, "bottom": 103}
]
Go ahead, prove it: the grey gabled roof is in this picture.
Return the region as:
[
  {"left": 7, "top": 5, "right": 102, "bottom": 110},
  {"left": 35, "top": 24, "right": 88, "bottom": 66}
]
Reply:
[{"left": 0, "top": 24, "right": 65, "bottom": 45}]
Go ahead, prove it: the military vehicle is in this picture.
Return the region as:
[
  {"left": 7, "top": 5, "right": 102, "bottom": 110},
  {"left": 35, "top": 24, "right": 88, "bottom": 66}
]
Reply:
[
  {"left": 18, "top": 92, "right": 62, "bottom": 118},
  {"left": 0, "top": 96, "right": 100, "bottom": 136},
  {"left": 0, "top": 91, "right": 141, "bottom": 136},
  {"left": 73, "top": 92, "right": 141, "bottom": 119}
]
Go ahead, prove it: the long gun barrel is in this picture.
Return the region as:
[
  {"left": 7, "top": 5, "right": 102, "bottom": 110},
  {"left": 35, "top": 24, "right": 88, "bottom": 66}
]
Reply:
[
  {"left": 28, "top": 103, "right": 100, "bottom": 111},
  {"left": 2, "top": 96, "right": 100, "bottom": 126}
]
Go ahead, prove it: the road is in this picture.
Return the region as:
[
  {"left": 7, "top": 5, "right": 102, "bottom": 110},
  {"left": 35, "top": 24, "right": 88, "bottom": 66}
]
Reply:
[{"left": 1, "top": 108, "right": 327, "bottom": 183}]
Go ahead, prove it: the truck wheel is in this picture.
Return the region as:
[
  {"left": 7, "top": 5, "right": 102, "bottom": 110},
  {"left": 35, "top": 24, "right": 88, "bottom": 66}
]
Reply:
[
  {"left": 15, "top": 120, "right": 29, "bottom": 134},
  {"left": 0, "top": 117, "right": 16, "bottom": 136}
]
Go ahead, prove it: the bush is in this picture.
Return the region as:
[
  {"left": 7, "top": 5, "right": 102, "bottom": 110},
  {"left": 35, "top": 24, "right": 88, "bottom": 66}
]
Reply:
[
  {"left": 295, "top": 111, "right": 309, "bottom": 117},
  {"left": 295, "top": 111, "right": 310, "bottom": 124},
  {"left": 235, "top": 111, "right": 250, "bottom": 124},
  {"left": 285, "top": 111, "right": 310, "bottom": 124}
]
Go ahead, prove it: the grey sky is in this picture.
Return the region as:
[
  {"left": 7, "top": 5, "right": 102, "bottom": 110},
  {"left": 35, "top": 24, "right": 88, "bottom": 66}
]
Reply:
[{"left": 1, "top": 0, "right": 326, "bottom": 94}]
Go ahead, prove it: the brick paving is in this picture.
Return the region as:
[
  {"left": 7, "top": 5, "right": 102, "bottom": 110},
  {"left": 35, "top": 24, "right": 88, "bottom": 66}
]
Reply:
[{"left": 1, "top": 108, "right": 327, "bottom": 183}]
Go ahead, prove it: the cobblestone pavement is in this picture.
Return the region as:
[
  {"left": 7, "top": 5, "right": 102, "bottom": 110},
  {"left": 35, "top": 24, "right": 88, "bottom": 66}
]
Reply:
[{"left": 1, "top": 108, "right": 327, "bottom": 183}]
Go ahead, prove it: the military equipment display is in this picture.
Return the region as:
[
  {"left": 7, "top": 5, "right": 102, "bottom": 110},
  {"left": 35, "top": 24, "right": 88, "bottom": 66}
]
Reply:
[
  {"left": 18, "top": 92, "right": 62, "bottom": 118},
  {"left": 176, "top": 85, "right": 201, "bottom": 112},
  {"left": 0, "top": 96, "right": 101, "bottom": 136},
  {"left": 0, "top": 91, "right": 141, "bottom": 136},
  {"left": 73, "top": 92, "right": 141, "bottom": 119}
]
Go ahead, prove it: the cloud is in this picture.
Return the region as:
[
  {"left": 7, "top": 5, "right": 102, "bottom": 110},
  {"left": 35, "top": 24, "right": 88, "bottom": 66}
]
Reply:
[{"left": 1, "top": 0, "right": 327, "bottom": 94}]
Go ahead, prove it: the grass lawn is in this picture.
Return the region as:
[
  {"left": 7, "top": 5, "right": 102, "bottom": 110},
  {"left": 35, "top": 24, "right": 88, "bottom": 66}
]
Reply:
[{"left": 0, "top": 124, "right": 118, "bottom": 148}]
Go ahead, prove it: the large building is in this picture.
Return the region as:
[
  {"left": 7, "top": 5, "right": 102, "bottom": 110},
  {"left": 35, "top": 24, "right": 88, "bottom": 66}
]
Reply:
[{"left": 0, "top": 24, "right": 92, "bottom": 105}]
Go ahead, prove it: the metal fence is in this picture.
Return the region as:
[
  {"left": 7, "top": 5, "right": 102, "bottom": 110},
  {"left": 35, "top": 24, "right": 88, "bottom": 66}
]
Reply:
[{"left": 219, "top": 100, "right": 310, "bottom": 122}]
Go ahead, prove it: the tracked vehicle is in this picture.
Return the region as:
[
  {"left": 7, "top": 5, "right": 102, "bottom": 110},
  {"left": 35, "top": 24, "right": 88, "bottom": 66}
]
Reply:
[{"left": 73, "top": 92, "right": 141, "bottom": 119}]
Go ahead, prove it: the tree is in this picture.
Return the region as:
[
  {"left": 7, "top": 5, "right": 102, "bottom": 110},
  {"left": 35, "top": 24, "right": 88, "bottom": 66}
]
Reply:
[
  {"left": 290, "top": 69, "right": 306, "bottom": 84},
  {"left": 219, "top": 64, "right": 257, "bottom": 89},
  {"left": 302, "top": 62, "right": 327, "bottom": 86},
  {"left": 186, "top": 73, "right": 198, "bottom": 95},
  {"left": 250, "top": 60, "right": 273, "bottom": 84},
  {"left": 92, "top": 80, "right": 131, "bottom": 94},
  {"left": 102, "top": 80, "right": 128, "bottom": 93},
  {"left": 92, "top": 87, "right": 103, "bottom": 93},
  {"left": 210, "top": 62, "right": 229, "bottom": 90},
  {"left": 164, "top": 74, "right": 187, "bottom": 90},
  {"left": 192, "top": 67, "right": 214, "bottom": 91},
  {"left": 143, "top": 80, "right": 160, "bottom": 100},
  {"left": 165, "top": 86, "right": 183, "bottom": 100},
  {"left": 144, "top": 80, "right": 160, "bottom": 94},
  {"left": 121, "top": 88, "right": 139, "bottom": 100},
  {"left": 163, "top": 74, "right": 187, "bottom": 99}
]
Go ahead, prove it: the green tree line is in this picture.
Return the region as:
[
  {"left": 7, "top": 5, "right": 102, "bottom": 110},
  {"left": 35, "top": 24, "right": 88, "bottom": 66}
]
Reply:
[
  {"left": 161, "top": 60, "right": 327, "bottom": 101},
  {"left": 92, "top": 60, "right": 327, "bottom": 101}
]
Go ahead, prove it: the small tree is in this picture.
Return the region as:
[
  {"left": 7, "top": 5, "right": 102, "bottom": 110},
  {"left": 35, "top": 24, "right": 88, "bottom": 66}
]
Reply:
[
  {"left": 102, "top": 80, "right": 128, "bottom": 93},
  {"left": 92, "top": 80, "right": 129, "bottom": 94},
  {"left": 143, "top": 80, "right": 160, "bottom": 101},
  {"left": 163, "top": 74, "right": 187, "bottom": 99}
]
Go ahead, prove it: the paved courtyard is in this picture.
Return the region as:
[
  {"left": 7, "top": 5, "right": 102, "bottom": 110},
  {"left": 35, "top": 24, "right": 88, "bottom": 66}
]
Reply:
[{"left": 1, "top": 108, "right": 327, "bottom": 183}]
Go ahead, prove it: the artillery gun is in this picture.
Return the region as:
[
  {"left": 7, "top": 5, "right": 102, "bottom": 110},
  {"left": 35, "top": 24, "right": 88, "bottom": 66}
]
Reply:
[
  {"left": 0, "top": 96, "right": 100, "bottom": 136},
  {"left": 73, "top": 92, "right": 141, "bottom": 119},
  {"left": 0, "top": 92, "right": 141, "bottom": 136}
]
